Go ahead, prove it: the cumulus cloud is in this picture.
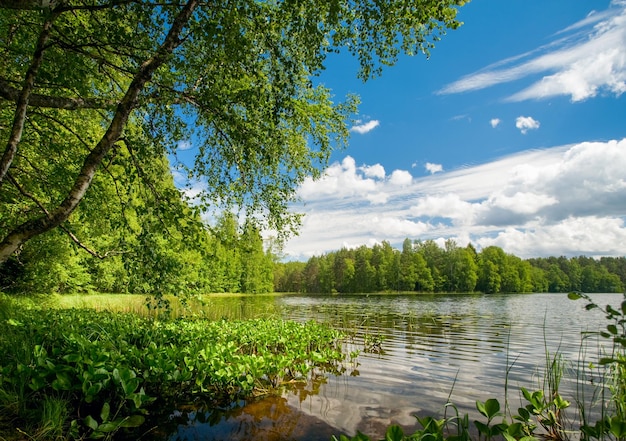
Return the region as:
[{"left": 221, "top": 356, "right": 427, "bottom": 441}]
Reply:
[
  {"left": 284, "top": 138, "right": 626, "bottom": 260},
  {"left": 490, "top": 118, "right": 501, "bottom": 128},
  {"left": 438, "top": 2, "right": 626, "bottom": 101},
  {"left": 350, "top": 120, "right": 380, "bottom": 134},
  {"left": 360, "top": 163, "right": 386, "bottom": 179},
  {"left": 515, "top": 116, "right": 540, "bottom": 134},
  {"left": 389, "top": 169, "right": 413, "bottom": 186},
  {"left": 297, "top": 156, "right": 378, "bottom": 201},
  {"left": 425, "top": 162, "right": 443, "bottom": 174}
]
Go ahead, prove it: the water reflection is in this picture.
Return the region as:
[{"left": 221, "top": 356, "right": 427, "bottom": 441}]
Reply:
[
  {"left": 150, "top": 382, "right": 339, "bottom": 441},
  {"left": 157, "top": 293, "right": 619, "bottom": 440}
]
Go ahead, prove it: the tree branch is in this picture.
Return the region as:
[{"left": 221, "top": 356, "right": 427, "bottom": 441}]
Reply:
[
  {"left": 0, "top": 0, "right": 59, "bottom": 10},
  {"left": 6, "top": 172, "right": 51, "bottom": 218},
  {"left": 5, "top": 171, "right": 118, "bottom": 259},
  {"left": 0, "top": 77, "right": 118, "bottom": 110},
  {"left": 0, "top": 0, "right": 199, "bottom": 264},
  {"left": 59, "top": 224, "right": 126, "bottom": 259},
  {"left": 0, "top": 11, "right": 59, "bottom": 187}
]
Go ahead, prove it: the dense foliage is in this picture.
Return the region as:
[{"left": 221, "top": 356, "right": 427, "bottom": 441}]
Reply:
[
  {"left": 0, "top": 209, "right": 275, "bottom": 294},
  {"left": 274, "top": 239, "right": 626, "bottom": 294},
  {"left": 0, "top": 0, "right": 465, "bottom": 265},
  {"left": 0, "top": 295, "right": 345, "bottom": 439}
]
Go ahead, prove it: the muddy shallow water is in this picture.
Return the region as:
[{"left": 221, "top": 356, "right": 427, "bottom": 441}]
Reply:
[{"left": 146, "top": 293, "right": 619, "bottom": 441}]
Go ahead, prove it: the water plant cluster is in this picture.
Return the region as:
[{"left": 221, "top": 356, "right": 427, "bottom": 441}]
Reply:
[{"left": 0, "top": 295, "right": 345, "bottom": 440}]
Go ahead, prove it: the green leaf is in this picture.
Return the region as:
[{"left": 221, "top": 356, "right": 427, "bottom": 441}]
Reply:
[
  {"left": 607, "top": 324, "right": 618, "bottom": 334},
  {"left": 553, "top": 394, "right": 570, "bottom": 410},
  {"left": 100, "top": 402, "right": 110, "bottom": 423},
  {"left": 84, "top": 415, "right": 99, "bottom": 431},
  {"left": 118, "top": 415, "right": 145, "bottom": 428},
  {"left": 122, "top": 377, "right": 140, "bottom": 396},
  {"left": 474, "top": 420, "right": 490, "bottom": 436},
  {"left": 492, "top": 423, "right": 509, "bottom": 435},
  {"left": 52, "top": 372, "right": 73, "bottom": 391},
  {"left": 385, "top": 425, "right": 404, "bottom": 441},
  {"left": 97, "top": 421, "right": 120, "bottom": 433},
  {"left": 599, "top": 357, "right": 616, "bottom": 365},
  {"left": 516, "top": 407, "right": 531, "bottom": 421},
  {"left": 521, "top": 387, "right": 532, "bottom": 402},
  {"left": 478, "top": 399, "right": 502, "bottom": 421},
  {"left": 85, "top": 383, "right": 103, "bottom": 403},
  {"left": 507, "top": 422, "right": 523, "bottom": 437},
  {"left": 567, "top": 292, "right": 581, "bottom": 300},
  {"left": 63, "top": 353, "right": 82, "bottom": 363},
  {"left": 484, "top": 398, "right": 500, "bottom": 419},
  {"left": 610, "top": 416, "right": 626, "bottom": 438}
]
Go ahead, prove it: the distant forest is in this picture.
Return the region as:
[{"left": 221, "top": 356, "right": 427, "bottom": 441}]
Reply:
[
  {"left": 274, "top": 239, "right": 626, "bottom": 294},
  {"left": 3, "top": 216, "right": 624, "bottom": 295}
]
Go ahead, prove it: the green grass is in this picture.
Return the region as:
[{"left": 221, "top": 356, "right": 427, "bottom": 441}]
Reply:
[{"left": 35, "top": 292, "right": 285, "bottom": 320}]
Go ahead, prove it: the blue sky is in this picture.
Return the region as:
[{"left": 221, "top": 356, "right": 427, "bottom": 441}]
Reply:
[{"left": 281, "top": 0, "right": 626, "bottom": 260}]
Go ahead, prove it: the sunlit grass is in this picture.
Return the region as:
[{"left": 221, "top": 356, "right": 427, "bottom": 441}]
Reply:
[{"left": 46, "top": 292, "right": 284, "bottom": 320}]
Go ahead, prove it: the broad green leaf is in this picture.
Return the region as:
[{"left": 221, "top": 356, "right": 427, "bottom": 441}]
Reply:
[
  {"left": 100, "top": 402, "right": 110, "bottom": 423},
  {"left": 119, "top": 415, "right": 145, "bottom": 428},
  {"left": 484, "top": 398, "right": 501, "bottom": 419},
  {"left": 474, "top": 420, "right": 490, "bottom": 436},
  {"left": 84, "top": 415, "right": 99, "bottom": 431},
  {"left": 384, "top": 425, "right": 404, "bottom": 441}
]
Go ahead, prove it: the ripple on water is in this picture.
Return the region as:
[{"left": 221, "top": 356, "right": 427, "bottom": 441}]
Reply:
[{"left": 154, "top": 293, "right": 619, "bottom": 441}]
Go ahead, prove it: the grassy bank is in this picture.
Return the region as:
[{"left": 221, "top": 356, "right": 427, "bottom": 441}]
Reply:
[
  {"left": 0, "top": 293, "right": 346, "bottom": 440},
  {"left": 9, "top": 292, "right": 286, "bottom": 321}
]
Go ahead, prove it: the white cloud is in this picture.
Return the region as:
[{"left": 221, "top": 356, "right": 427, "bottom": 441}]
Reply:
[
  {"left": 410, "top": 193, "right": 474, "bottom": 224},
  {"left": 177, "top": 140, "right": 193, "bottom": 151},
  {"left": 350, "top": 120, "right": 380, "bottom": 134},
  {"left": 515, "top": 116, "right": 540, "bottom": 134},
  {"left": 389, "top": 169, "right": 413, "bottom": 186},
  {"left": 439, "top": 2, "right": 626, "bottom": 101},
  {"left": 425, "top": 162, "right": 443, "bottom": 174},
  {"left": 490, "top": 118, "right": 501, "bottom": 128},
  {"left": 284, "top": 138, "right": 626, "bottom": 260},
  {"left": 477, "top": 216, "right": 626, "bottom": 258},
  {"left": 360, "top": 163, "right": 386, "bottom": 179}
]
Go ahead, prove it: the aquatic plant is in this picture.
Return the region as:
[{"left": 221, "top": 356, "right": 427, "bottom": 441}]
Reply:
[{"left": 0, "top": 298, "right": 346, "bottom": 440}]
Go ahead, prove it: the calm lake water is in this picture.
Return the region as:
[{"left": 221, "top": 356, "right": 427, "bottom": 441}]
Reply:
[{"left": 154, "top": 293, "right": 621, "bottom": 441}]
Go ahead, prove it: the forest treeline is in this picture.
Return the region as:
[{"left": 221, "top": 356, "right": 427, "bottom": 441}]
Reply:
[
  {"left": 0, "top": 207, "right": 274, "bottom": 295},
  {"left": 274, "top": 239, "right": 626, "bottom": 294},
  {"left": 4, "top": 203, "right": 625, "bottom": 295},
  {"left": 0, "top": 153, "right": 274, "bottom": 295}
]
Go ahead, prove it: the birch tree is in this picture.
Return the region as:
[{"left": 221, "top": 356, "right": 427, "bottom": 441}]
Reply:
[{"left": 0, "top": 0, "right": 465, "bottom": 263}]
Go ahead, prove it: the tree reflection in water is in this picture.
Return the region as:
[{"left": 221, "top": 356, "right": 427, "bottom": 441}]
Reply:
[{"left": 145, "top": 379, "right": 337, "bottom": 441}]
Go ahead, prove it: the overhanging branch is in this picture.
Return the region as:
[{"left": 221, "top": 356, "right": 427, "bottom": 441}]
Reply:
[{"left": 0, "top": 77, "right": 117, "bottom": 110}]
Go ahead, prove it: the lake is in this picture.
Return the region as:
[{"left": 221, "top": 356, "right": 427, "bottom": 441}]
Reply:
[{"left": 153, "top": 293, "right": 620, "bottom": 441}]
